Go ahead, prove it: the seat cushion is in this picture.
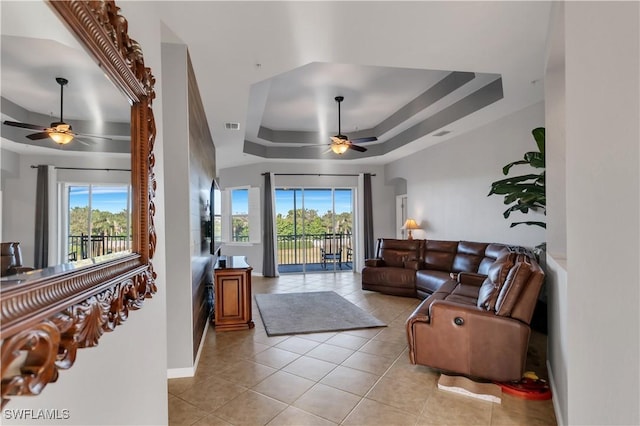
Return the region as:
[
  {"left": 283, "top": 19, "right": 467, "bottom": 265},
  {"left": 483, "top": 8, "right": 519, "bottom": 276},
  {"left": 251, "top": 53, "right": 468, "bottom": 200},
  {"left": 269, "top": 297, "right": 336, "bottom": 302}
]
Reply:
[{"left": 416, "top": 270, "right": 451, "bottom": 295}]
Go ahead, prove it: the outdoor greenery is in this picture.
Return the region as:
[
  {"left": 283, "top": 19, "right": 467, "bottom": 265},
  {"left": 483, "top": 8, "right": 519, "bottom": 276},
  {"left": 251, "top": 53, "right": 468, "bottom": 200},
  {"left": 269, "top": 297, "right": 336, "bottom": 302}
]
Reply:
[
  {"left": 488, "top": 127, "right": 546, "bottom": 228},
  {"left": 69, "top": 206, "right": 130, "bottom": 236},
  {"left": 276, "top": 209, "right": 352, "bottom": 236},
  {"left": 231, "top": 208, "right": 352, "bottom": 241}
]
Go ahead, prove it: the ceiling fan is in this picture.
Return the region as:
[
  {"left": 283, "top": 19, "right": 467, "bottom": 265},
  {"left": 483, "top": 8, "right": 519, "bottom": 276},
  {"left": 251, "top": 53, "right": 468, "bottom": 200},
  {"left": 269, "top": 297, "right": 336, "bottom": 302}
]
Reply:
[
  {"left": 328, "top": 96, "right": 377, "bottom": 154},
  {"left": 3, "top": 77, "right": 110, "bottom": 146}
]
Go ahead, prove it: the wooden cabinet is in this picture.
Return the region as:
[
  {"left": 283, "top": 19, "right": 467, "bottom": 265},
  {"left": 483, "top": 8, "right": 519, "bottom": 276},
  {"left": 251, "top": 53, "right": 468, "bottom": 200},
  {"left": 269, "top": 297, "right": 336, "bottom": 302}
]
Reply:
[{"left": 214, "top": 256, "right": 254, "bottom": 331}]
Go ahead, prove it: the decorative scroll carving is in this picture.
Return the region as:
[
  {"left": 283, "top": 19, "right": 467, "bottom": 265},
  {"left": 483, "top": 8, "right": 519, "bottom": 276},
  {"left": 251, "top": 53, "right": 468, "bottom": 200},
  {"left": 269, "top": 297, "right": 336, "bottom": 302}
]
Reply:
[{"left": 1, "top": 0, "right": 157, "bottom": 407}]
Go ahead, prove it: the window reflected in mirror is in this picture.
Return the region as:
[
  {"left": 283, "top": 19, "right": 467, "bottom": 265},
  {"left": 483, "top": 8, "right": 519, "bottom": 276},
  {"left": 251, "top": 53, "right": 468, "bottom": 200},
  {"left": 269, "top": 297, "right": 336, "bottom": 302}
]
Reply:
[{"left": 65, "top": 184, "right": 132, "bottom": 262}]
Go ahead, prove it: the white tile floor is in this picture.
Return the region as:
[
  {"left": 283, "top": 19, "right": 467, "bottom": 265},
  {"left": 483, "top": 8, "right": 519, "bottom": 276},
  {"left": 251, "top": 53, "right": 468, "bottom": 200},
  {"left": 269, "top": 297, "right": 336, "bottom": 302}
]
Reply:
[{"left": 168, "top": 272, "right": 556, "bottom": 425}]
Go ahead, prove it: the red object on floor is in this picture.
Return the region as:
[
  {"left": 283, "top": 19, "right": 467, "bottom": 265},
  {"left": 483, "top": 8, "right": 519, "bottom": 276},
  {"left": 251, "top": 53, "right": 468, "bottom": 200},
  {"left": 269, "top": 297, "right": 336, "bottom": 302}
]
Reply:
[{"left": 497, "top": 378, "right": 552, "bottom": 400}]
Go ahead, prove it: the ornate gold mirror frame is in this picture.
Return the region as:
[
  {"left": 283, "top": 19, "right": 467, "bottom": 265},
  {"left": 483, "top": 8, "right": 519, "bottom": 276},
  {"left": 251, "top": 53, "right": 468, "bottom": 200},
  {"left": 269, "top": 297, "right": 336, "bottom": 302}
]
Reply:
[{"left": 1, "top": 0, "right": 156, "bottom": 407}]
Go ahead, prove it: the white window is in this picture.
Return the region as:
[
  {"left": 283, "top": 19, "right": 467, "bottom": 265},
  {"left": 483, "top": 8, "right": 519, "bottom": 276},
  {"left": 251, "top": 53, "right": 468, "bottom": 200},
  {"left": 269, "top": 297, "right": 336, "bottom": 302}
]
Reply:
[
  {"left": 64, "top": 184, "right": 131, "bottom": 261},
  {"left": 221, "top": 186, "right": 261, "bottom": 244}
]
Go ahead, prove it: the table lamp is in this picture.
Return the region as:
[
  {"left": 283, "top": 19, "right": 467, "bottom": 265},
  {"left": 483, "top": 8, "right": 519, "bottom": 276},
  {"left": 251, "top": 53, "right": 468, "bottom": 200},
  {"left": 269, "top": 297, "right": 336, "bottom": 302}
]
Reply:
[{"left": 403, "top": 219, "right": 420, "bottom": 240}]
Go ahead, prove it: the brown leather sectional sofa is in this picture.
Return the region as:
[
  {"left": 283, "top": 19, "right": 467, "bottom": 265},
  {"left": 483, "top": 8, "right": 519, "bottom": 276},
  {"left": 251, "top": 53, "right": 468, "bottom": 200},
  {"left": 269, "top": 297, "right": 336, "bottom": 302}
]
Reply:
[
  {"left": 362, "top": 239, "right": 508, "bottom": 298},
  {"left": 362, "top": 238, "right": 544, "bottom": 382}
]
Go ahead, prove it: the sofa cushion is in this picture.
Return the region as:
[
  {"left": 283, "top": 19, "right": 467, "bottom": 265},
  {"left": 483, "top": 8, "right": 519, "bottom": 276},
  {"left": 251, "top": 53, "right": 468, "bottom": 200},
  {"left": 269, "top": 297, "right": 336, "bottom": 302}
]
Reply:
[
  {"left": 478, "top": 244, "right": 509, "bottom": 275},
  {"left": 1, "top": 242, "right": 16, "bottom": 274},
  {"left": 382, "top": 252, "right": 408, "bottom": 268},
  {"left": 495, "top": 258, "right": 533, "bottom": 316},
  {"left": 416, "top": 270, "right": 451, "bottom": 294},
  {"left": 424, "top": 240, "right": 458, "bottom": 272},
  {"left": 476, "top": 252, "right": 517, "bottom": 310},
  {"left": 376, "top": 238, "right": 423, "bottom": 267},
  {"left": 452, "top": 241, "right": 489, "bottom": 273}
]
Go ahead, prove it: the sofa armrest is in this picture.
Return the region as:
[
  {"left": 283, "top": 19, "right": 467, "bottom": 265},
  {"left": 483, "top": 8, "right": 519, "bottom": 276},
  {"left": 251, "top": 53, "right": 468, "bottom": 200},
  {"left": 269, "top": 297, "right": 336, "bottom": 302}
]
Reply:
[
  {"left": 8, "top": 266, "right": 34, "bottom": 275},
  {"left": 408, "top": 299, "right": 531, "bottom": 380},
  {"left": 456, "top": 272, "right": 487, "bottom": 287},
  {"left": 428, "top": 299, "right": 497, "bottom": 321},
  {"left": 365, "top": 258, "right": 385, "bottom": 267}
]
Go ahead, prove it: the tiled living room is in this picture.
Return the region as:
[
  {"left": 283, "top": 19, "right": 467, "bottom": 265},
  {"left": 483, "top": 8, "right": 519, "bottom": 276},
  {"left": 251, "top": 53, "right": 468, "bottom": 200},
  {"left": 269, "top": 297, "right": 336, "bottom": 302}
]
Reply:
[{"left": 168, "top": 272, "right": 556, "bottom": 425}]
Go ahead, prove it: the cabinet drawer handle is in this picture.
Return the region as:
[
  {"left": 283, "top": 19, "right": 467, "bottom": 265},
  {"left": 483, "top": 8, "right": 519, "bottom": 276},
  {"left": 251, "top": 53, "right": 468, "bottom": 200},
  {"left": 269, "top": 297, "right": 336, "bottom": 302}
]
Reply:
[{"left": 454, "top": 317, "right": 464, "bottom": 326}]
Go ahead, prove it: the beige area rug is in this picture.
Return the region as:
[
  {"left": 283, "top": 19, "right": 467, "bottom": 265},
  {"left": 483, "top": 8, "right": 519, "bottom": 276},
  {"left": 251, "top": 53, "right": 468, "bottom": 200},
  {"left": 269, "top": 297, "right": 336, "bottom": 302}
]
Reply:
[
  {"left": 437, "top": 374, "right": 502, "bottom": 403},
  {"left": 254, "top": 291, "right": 386, "bottom": 336}
]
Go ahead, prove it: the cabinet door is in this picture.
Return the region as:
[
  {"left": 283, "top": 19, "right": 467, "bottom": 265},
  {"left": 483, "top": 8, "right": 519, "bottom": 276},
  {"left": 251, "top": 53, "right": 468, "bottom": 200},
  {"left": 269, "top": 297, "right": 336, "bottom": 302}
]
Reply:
[{"left": 216, "top": 273, "right": 245, "bottom": 324}]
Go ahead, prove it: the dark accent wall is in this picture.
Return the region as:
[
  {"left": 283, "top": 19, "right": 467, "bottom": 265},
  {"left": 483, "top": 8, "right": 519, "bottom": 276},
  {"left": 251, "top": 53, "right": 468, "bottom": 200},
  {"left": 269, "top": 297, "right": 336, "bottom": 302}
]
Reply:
[{"left": 187, "top": 53, "right": 216, "bottom": 361}]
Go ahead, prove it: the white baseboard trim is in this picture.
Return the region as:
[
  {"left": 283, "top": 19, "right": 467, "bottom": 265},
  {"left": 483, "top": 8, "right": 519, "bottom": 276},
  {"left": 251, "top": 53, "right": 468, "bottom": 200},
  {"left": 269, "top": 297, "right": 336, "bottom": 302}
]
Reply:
[
  {"left": 167, "top": 320, "right": 211, "bottom": 379},
  {"left": 547, "top": 359, "right": 564, "bottom": 426},
  {"left": 167, "top": 367, "right": 194, "bottom": 379},
  {"left": 193, "top": 320, "right": 210, "bottom": 374}
]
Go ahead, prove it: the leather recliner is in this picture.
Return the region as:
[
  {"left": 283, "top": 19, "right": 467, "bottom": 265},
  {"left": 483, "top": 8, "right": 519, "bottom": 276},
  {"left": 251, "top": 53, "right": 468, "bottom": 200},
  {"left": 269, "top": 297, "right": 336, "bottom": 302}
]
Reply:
[
  {"left": 406, "top": 251, "right": 544, "bottom": 382},
  {"left": 1, "top": 242, "right": 34, "bottom": 277},
  {"left": 361, "top": 238, "right": 426, "bottom": 297}
]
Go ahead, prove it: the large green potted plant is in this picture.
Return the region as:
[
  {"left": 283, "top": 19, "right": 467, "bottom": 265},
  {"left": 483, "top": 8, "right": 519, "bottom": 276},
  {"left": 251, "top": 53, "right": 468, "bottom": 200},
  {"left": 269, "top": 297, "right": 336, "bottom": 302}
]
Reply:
[
  {"left": 488, "top": 127, "right": 545, "bottom": 229},
  {"left": 489, "top": 127, "right": 547, "bottom": 333}
]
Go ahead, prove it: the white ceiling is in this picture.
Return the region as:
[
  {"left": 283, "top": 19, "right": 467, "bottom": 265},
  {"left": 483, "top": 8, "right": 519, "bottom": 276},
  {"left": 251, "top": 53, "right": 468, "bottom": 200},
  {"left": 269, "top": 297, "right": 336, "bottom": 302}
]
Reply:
[
  {"left": 0, "top": 1, "right": 129, "bottom": 156},
  {"left": 154, "top": 1, "right": 551, "bottom": 167},
  {"left": 1, "top": 1, "right": 552, "bottom": 167}
]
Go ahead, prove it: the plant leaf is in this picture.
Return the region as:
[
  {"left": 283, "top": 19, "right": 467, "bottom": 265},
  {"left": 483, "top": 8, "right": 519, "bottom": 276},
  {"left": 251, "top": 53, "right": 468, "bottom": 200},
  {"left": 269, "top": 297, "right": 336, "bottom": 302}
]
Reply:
[
  {"left": 502, "top": 160, "right": 529, "bottom": 175},
  {"left": 510, "top": 220, "right": 546, "bottom": 229},
  {"left": 532, "top": 127, "right": 545, "bottom": 155},
  {"left": 524, "top": 151, "right": 545, "bottom": 168}
]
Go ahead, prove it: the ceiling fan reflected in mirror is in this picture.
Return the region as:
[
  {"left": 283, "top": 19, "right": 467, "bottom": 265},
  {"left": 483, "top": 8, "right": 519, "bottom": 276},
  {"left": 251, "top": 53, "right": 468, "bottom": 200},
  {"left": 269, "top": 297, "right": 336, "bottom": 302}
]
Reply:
[
  {"left": 3, "top": 77, "right": 111, "bottom": 146},
  {"left": 329, "top": 96, "right": 377, "bottom": 154}
]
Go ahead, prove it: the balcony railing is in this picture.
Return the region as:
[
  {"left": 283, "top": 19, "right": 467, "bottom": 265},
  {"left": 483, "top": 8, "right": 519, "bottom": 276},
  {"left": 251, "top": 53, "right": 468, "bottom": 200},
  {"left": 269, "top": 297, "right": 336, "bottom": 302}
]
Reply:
[
  {"left": 68, "top": 234, "right": 131, "bottom": 261},
  {"left": 232, "top": 232, "right": 353, "bottom": 266}
]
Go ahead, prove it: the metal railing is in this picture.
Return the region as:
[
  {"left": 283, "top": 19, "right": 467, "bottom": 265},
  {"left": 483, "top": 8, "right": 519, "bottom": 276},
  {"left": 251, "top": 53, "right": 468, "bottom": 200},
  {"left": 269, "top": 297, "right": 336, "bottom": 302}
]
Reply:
[
  {"left": 231, "top": 232, "right": 353, "bottom": 265},
  {"left": 68, "top": 234, "right": 130, "bottom": 261}
]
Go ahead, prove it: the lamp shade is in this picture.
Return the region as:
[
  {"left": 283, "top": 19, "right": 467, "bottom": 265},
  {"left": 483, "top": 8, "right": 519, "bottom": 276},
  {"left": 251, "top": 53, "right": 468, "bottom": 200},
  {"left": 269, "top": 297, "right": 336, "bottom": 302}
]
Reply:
[
  {"left": 403, "top": 218, "right": 420, "bottom": 240},
  {"left": 330, "top": 143, "right": 349, "bottom": 154},
  {"left": 49, "top": 131, "right": 74, "bottom": 145},
  {"left": 403, "top": 219, "right": 420, "bottom": 230}
]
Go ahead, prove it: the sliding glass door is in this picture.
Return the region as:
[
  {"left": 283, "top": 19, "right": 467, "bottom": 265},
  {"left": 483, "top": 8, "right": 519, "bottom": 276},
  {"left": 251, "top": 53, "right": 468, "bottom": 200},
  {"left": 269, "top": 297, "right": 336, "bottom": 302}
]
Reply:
[
  {"left": 65, "top": 184, "right": 131, "bottom": 262},
  {"left": 275, "top": 187, "right": 353, "bottom": 273}
]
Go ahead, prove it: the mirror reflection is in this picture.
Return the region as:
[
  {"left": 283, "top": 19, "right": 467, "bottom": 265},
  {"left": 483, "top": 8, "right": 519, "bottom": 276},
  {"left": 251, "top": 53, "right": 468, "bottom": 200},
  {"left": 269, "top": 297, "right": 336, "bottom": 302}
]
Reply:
[{"left": 1, "top": 1, "right": 131, "bottom": 277}]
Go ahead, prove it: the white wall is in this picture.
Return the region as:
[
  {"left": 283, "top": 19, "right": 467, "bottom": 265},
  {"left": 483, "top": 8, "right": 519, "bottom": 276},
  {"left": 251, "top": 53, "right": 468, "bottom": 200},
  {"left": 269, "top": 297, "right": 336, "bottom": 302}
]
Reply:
[
  {"left": 385, "top": 102, "right": 546, "bottom": 248},
  {"left": 543, "top": 3, "right": 568, "bottom": 425},
  {"left": 3, "top": 3, "right": 169, "bottom": 424},
  {"left": 161, "top": 42, "right": 194, "bottom": 373},
  {"left": 219, "top": 162, "right": 395, "bottom": 274},
  {"left": 562, "top": 3, "right": 639, "bottom": 425}
]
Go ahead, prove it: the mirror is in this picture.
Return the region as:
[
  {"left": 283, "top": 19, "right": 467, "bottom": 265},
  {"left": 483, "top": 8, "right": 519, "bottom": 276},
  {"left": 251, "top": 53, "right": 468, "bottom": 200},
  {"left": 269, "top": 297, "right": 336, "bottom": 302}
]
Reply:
[
  {"left": 1, "top": 1, "right": 132, "bottom": 273},
  {"left": 1, "top": 0, "right": 156, "bottom": 407}
]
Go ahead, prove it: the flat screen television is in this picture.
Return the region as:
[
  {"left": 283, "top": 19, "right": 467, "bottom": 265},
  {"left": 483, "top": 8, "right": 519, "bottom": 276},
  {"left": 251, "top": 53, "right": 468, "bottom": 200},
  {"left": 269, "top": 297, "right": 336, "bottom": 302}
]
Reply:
[{"left": 210, "top": 179, "right": 222, "bottom": 256}]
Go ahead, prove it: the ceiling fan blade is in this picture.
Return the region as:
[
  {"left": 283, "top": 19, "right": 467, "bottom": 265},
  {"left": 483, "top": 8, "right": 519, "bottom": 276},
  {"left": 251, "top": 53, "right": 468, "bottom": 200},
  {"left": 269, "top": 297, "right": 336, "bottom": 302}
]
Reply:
[
  {"left": 3, "top": 120, "right": 47, "bottom": 131},
  {"left": 75, "top": 132, "right": 113, "bottom": 141},
  {"left": 350, "top": 136, "right": 377, "bottom": 144},
  {"left": 75, "top": 138, "right": 92, "bottom": 146},
  {"left": 26, "top": 132, "right": 52, "bottom": 140},
  {"left": 349, "top": 144, "right": 368, "bottom": 153}
]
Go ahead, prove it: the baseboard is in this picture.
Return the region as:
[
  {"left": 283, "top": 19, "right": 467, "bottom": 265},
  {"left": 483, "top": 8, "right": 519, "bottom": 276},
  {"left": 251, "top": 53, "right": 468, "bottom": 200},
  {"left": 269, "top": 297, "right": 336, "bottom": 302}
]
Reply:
[
  {"left": 167, "top": 321, "right": 210, "bottom": 379},
  {"left": 546, "top": 359, "right": 564, "bottom": 426},
  {"left": 193, "top": 320, "right": 210, "bottom": 374},
  {"left": 167, "top": 367, "right": 194, "bottom": 379}
]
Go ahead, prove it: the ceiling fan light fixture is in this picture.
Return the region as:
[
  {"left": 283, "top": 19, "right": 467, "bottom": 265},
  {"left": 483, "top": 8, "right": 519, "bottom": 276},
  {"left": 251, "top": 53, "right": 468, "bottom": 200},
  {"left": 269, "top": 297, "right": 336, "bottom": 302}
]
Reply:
[
  {"left": 49, "top": 131, "right": 74, "bottom": 145},
  {"left": 330, "top": 143, "right": 349, "bottom": 155}
]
